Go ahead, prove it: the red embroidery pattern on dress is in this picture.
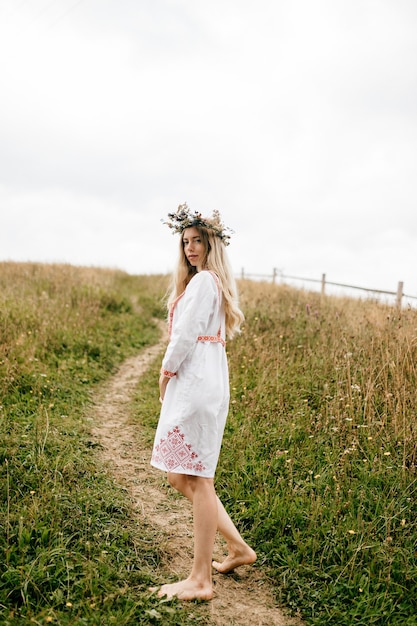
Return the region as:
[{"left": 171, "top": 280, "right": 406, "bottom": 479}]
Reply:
[
  {"left": 151, "top": 426, "right": 206, "bottom": 473},
  {"left": 197, "top": 332, "right": 226, "bottom": 347},
  {"left": 160, "top": 368, "right": 176, "bottom": 378},
  {"left": 168, "top": 292, "right": 185, "bottom": 338}
]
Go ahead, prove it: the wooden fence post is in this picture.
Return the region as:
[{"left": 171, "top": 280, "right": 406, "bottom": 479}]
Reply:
[
  {"left": 321, "top": 273, "right": 326, "bottom": 297},
  {"left": 241, "top": 268, "right": 245, "bottom": 280},
  {"left": 272, "top": 267, "right": 277, "bottom": 284},
  {"left": 396, "top": 281, "right": 403, "bottom": 311}
]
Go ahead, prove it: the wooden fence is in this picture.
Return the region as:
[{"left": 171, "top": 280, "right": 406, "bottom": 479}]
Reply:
[{"left": 239, "top": 268, "right": 417, "bottom": 310}]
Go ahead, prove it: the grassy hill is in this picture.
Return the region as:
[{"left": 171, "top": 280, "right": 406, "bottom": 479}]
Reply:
[{"left": 1, "top": 262, "right": 416, "bottom": 625}]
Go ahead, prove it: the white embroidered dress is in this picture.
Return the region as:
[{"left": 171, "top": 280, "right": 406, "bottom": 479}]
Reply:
[{"left": 151, "top": 270, "right": 229, "bottom": 478}]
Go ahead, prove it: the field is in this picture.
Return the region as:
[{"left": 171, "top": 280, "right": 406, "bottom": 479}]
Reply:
[
  {"left": 1, "top": 262, "right": 416, "bottom": 625},
  {"left": 218, "top": 281, "right": 417, "bottom": 625}
]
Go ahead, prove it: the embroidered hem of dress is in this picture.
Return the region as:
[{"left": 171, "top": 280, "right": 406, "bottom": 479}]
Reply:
[{"left": 151, "top": 425, "right": 207, "bottom": 473}]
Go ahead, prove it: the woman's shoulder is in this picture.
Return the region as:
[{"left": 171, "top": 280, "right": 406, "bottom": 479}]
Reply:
[{"left": 187, "top": 270, "right": 219, "bottom": 293}]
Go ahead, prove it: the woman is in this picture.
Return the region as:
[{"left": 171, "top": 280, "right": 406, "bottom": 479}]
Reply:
[{"left": 150, "top": 204, "right": 256, "bottom": 601}]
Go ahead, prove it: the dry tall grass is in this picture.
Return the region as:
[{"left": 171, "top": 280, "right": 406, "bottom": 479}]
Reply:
[{"left": 216, "top": 280, "right": 417, "bottom": 624}]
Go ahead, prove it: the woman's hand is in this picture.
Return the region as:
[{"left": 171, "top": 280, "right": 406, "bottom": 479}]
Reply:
[{"left": 159, "top": 373, "right": 170, "bottom": 403}]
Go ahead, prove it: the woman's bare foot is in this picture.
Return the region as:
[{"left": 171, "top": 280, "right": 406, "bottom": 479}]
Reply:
[
  {"left": 212, "top": 544, "right": 257, "bottom": 574},
  {"left": 156, "top": 577, "right": 214, "bottom": 601}
]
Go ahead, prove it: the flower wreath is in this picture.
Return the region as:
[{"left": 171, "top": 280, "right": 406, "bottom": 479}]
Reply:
[{"left": 163, "top": 203, "right": 233, "bottom": 246}]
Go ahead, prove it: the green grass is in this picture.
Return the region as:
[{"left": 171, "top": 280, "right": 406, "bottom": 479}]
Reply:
[
  {"left": 0, "top": 262, "right": 208, "bottom": 625},
  {"left": 2, "top": 263, "right": 417, "bottom": 625}
]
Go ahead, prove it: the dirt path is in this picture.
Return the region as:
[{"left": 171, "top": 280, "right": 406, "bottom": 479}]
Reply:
[{"left": 91, "top": 326, "right": 303, "bottom": 626}]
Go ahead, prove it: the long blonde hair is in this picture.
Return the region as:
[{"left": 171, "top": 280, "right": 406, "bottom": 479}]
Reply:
[{"left": 166, "top": 225, "right": 244, "bottom": 339}]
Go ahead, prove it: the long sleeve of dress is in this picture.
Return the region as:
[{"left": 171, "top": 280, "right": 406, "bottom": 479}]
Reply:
[{"left": 162, "top": 271, "right": 218, "bottom": 376}]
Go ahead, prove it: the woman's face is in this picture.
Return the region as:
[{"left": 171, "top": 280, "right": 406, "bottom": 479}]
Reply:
[{"left": 182, "top": 227, "right": 206, "bottom": 272}]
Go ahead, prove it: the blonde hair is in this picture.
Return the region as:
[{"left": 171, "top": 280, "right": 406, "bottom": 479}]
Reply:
[{"left": 167, "top": 225, "right": 244, "bottom": 339}]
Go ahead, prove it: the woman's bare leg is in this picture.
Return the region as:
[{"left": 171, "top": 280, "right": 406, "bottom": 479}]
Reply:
[
  {"left": 167, "top": 473, "right": 256, "bottom": 576},
  {"left": 212, "top": 497, "right": 257, "bottom": 573},
  {"left": 157, "top": 475, "right": 217, "bottom": 600}
]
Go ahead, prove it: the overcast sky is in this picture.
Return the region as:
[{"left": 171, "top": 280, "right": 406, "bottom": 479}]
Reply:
[{"left": 1, "top": 0, "right": 416, "bottom": 300}]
